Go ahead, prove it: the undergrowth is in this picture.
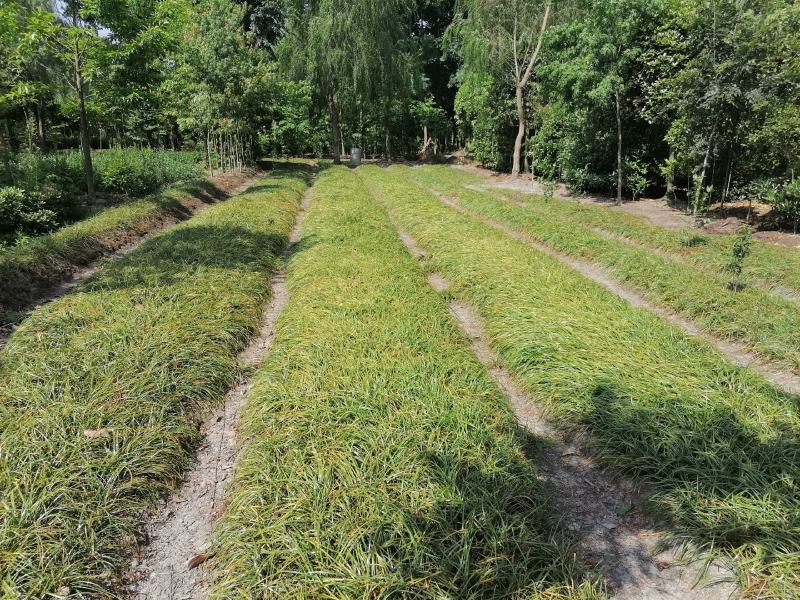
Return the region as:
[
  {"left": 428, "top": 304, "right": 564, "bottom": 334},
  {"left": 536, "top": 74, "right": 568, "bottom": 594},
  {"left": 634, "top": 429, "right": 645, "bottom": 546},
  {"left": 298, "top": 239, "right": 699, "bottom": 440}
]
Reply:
[
  {"left": 209, "top": 166, "right": 602, "bottom": 599},
  {"left": 406, "top": 166, "right": 800, "bottom": 373},
  {"left": 364, "top": 164, "right": 800, "bottom": 598},
  {"left": 0, "top": 166, "right": 307, "bottom": 597}
]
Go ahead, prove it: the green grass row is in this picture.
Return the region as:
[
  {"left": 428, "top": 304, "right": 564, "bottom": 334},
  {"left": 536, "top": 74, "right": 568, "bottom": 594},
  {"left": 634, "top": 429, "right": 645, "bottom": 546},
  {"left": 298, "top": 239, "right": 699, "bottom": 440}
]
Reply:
[
  {"left": 405, "top": 165, "right": 800, "bottom": 373},
  {"left": 362, "top": 164, "right": 800, "bottom": 598},
  {"left": 0, "top": 177, "right": 235, "bottom": 324},
  {"left": 208, "top": 166, "right": 601, "bottom": 599},
  {"left": 411, "top": 166, "right": 800, "bottom": 297},
  {"left": 0, "top": 167, "right": 307, "bottom": 598}
]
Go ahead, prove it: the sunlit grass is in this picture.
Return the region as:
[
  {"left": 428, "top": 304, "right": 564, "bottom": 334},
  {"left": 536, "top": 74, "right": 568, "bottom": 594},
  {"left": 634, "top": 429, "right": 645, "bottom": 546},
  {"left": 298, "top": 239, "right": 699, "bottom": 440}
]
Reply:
[
  {"left": 0, "top": 178, "right": 231, "bottom": 324},
  {"left": 406, "top": 165, "right": 800, "bottom": 373},
  {"left": 365, "top": 164, "right": 800, "bottom": 598},
  {"left": 209, "top": 166, "right": 602, "bottom": 599},
  {"left": 0, "top": 167, "right": 308, "bottom": 597}
]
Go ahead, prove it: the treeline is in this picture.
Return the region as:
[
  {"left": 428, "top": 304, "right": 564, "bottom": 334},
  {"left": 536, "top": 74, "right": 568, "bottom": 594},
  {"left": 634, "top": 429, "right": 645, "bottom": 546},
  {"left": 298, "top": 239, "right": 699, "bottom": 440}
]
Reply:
[
  {"left": 450, "top": 0, "right": 799, "bottom": 224},
  {"left": 2, "top": 0, "right": 798, "bottom": 227}
]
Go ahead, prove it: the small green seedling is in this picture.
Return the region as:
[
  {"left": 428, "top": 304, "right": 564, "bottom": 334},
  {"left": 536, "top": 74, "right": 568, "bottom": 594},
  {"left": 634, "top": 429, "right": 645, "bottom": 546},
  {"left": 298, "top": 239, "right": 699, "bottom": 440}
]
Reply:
[{"left": 724, "top": 225, "right": 753, "bottom": 291}]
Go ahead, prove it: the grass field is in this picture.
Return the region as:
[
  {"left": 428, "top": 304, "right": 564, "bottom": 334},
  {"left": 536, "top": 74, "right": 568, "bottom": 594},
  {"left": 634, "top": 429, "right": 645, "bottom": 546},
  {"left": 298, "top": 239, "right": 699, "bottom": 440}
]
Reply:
[
  {"left": 362, "top": 164, "right": 800, "bottom": 597},
  {"left": 404, "top": 166, "right": 800, "bottom": 374},
  {"left": 409, "top": 165, "right": 800, "bottom": 298},
  {"left": 0, "top": 167, "right": 306, "bottom": 597},
  {"left": 0, "top": 176, "right": 242, "bottom": 325},
  {"left": 208, "top": 166, "right": 601, "bottom": 599}
]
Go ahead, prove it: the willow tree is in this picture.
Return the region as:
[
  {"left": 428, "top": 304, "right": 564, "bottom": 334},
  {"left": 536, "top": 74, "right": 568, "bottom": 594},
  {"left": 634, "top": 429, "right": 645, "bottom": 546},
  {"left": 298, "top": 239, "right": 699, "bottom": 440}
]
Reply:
[
  {"left": 453, "top": 0, "right": 552, "bottom": 176},
  {"left": 278, "top": 0, "right": 416, "bottom": 163}
]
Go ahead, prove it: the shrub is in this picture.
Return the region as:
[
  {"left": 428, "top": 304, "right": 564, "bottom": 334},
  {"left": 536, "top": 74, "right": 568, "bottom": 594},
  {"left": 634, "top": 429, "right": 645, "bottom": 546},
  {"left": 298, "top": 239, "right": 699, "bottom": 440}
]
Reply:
[
  {"left": 771, "top": 180, "right": 800, "bottom": 233},
  {"left": 0, "top": 186, "right": 59, "bottom": 241}
]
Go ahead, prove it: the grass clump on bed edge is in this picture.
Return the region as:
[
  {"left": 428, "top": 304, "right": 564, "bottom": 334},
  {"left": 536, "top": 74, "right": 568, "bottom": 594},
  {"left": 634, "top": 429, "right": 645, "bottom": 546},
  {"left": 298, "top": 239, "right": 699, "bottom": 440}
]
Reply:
[
  {"left": 208, "top": 166, "right": 601, "bottom": 599},
  {"left": 362, "top": 165, "right": 800, "bottom": 597},
  {"left": 0, "top": 167, "right": 307, "bottom": 597},
  {"left": 405, "top": 165, "right": 800, "bottom": 373}
]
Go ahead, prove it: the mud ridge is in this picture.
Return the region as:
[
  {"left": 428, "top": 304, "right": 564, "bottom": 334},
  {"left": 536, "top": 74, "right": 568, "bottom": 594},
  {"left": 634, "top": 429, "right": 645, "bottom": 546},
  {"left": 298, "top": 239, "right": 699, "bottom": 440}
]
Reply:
[
  {"left": 128, "top": 178, "right": 314, "bottom": 600},
  {"left": 436, "top": 193, "right": 800, "bottom": 396},
  {"left": 0, "top": 171, "right": 264, "bottom": 350},
  {"left": 392, "top": 223, "right": 736, "bottom": 600}
]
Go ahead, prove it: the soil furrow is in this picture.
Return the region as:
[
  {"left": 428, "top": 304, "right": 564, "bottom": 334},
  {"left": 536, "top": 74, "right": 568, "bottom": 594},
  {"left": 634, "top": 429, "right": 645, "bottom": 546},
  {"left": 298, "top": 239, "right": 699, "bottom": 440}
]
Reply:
[
  {"left": 128, "top": 179, "right": 313, "bottom": 600},
  {"left": 0, "top": 171, "right": 264, "bottom": 349},
  {"left": 391, "top": 223, "right": 736, "bottom": 600},
  {"left": 435, "top": 193, "right": 800, "bottom": 396}
]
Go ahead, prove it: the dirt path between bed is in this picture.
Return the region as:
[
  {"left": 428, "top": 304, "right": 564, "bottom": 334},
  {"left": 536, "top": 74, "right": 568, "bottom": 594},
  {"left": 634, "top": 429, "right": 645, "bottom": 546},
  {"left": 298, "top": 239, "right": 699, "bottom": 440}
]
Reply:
[
  {"left": 0, "top": 170, "right": 264, "bottom": 350},
  {"left": 389, "top": 217, "right": 736, "bottom": 599},
  {"left": 432, "top": 191, "right": 800, "bottom": 397},
  {"left": 128, "top": 179, "right": 314, "bottom": 600}
]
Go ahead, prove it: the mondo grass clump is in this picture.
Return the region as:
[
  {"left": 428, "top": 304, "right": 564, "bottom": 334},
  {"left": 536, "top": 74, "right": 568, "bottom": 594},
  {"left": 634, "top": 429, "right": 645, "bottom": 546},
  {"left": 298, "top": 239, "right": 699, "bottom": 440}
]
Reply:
[
  {"left": 0, "top": 177, "right": 234, "bottom": 323},
  {"left": 412, "top": 165, "right": 800, "bottom": 299},
  {"left": 0, "top": 166, "right": 308, "bottom": 597},
  {"left": 362, "top": 165, "right": 800, "bottom": 597},
  {"left": 209, "top": 166, "right": 601, "bottom": 599},
  {"left": 406, "top": 166, "right": 800, "bottom": 373}
]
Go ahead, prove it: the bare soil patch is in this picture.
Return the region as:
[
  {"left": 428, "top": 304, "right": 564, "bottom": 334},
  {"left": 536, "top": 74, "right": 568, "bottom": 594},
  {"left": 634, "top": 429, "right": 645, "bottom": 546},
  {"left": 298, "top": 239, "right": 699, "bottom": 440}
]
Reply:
[
  {"left": 391, "top": 224, "right": 736, "bottom": 600},
  {"left": 128, "top": 179, "right": 313, "bottom": 600}
]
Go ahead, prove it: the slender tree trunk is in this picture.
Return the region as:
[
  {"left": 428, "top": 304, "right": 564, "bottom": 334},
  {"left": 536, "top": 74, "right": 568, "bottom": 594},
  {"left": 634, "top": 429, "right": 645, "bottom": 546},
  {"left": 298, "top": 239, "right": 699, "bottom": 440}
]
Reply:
[
  {"left": 329, "top": 94, "right": 341, "bottom": 165},
  {"left": 36, "top": 96, "right": 47, "bottom": 151},
  {"left": 512, "top": 85, "right": 525, "bottom": 177},
  {"left": 1, "top": 118, "right": 13, "bottom": 182},
  {"left": 665, "top": 146, "right": 675, "bottom": 201},
  {"left": 615, "top": 90, "right": 623, "bottom": 206},
  {"left": 74, "top": 44, "right": 95, "bottom": 200},
  {"left": 693, "top": 131, "right": 714, "bottom": 216}
]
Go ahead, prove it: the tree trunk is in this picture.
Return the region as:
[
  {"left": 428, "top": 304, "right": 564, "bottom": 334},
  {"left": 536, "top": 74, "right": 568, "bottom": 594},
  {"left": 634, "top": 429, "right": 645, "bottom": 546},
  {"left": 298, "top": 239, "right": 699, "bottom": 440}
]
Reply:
[
  {"left": 693, "top": 132, "right": 714, "bottom": 216},
  {"left": 512, "top": 85, "right": 525, "bottom": 177},
  {"left": 665, "top": 146, "right": 675, "bottom": 201},
  {"left": 615, "top": 90, "right": 623, "bottom": 206},
  {"left": 1, "top": 118, "right": 13, "bottom": 183},
  {"left": 329, "top": 94, "right": 341, "bottom": 165},
  {"left": 36, "top": 96, "right": 47, "bottom": 151},
  {"left": 74, "top": 45, "right": 95, "bottom": 200}
]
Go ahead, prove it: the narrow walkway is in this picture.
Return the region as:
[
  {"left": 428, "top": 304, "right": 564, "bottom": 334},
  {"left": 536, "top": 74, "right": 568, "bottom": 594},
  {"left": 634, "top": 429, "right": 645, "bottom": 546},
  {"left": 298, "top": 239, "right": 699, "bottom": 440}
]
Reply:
[
  {"left": 391, "top": 222, "right": 736, "bottom": 600},
  {"left": 434, "top": 192, "right": 800, "bottom": 397},
  {"left": 0, "top": 171, "right": 265, "bottom": 350},
  {"left": 129, "top": 180, "right": 313, "bottom": 600}
]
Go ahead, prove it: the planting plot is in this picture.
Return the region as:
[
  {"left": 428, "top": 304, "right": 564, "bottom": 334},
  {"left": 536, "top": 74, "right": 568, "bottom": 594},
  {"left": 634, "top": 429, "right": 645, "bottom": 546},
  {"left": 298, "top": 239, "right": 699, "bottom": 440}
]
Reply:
[
  {"left": 415, "top": 165, "right": 800, "bottom": 298},
  {"left": 405, "top": 166, "right": 800, "bottom": 375},
  {"left": 362, "top": 164, "right": 800, "bottom": 597},
  {"left": 0, "top": 168, "right": 263, "bottom": 327},
  {"left": 208, "top": 166, "right": 600, "bottom": 598},
  {"left": 0, "top": 167, "right": 307, "bottom": 597}
]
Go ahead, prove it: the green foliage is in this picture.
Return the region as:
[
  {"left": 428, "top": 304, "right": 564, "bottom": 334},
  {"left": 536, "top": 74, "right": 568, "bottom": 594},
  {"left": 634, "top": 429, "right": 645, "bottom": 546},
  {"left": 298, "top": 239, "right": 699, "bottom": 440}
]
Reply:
[
  {"left": 210, "top": 165, "right": 601, "bottom": 598},
  {"left": 381, "top": 164, "right": 800, "bottom": 596},
  {"left": 0, "top": 168, "right": 307, "bottom": 597},
  {"left": 771, "top": 180, "right": 800, "bottom": 233},
  {"left": 625, "top": 159, "right": 649, "bottom": 202},
  {"left": 724, "top": 225, "right": 753, "bottom": 290},
  {"left": 0, "top": 186, "right": 58, "bottom": 243}
]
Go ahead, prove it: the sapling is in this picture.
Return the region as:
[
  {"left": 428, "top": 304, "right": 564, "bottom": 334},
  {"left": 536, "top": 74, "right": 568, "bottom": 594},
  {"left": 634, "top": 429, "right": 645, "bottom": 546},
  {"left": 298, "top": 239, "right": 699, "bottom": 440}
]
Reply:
[
  {"left": 542, "top": 179, "right": 556, "bottom": 202},
  {"left": 724, "top": 225, "right": 753, "bottom": 290}
]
